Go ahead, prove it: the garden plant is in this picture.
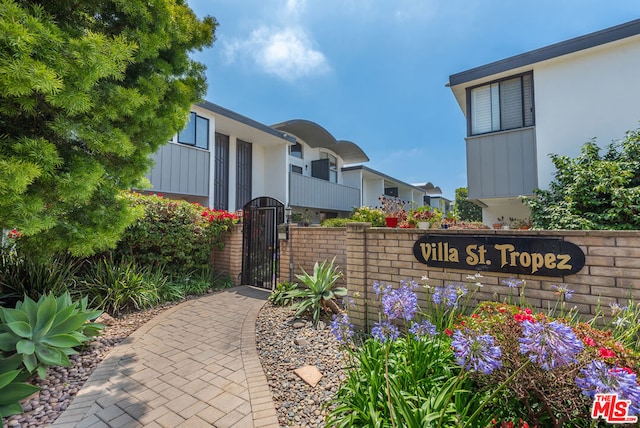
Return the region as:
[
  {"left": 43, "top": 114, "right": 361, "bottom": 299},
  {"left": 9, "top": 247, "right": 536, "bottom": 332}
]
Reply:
[{"left": 327, "top": 275, "right": 640, "bottom": 427}]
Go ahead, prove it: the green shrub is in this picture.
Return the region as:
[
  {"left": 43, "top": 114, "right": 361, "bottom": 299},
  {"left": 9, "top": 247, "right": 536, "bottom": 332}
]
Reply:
[
  {"left": 350, "top": 206, "right": 385, "bottom": 227},
  {"left": 286, "top": 258, "right": 346, "bottom": 326},
  {"left": 0, "top": 251, "right": 80, "bottom": 307},
  {"left": 320, "top": 218, "right": 354, "bottom": 227},
  {"left": 76, "top": 257, "right": 164, "bottom": 315},
  {"left": 269, "top": 281, "right": 298, "bottom": 306},
  {"left": 0, "top": 293, "right": 103, "bottom": 380},
  {"left": 114, "top": 192, "right": 238, "bottom": 275}
]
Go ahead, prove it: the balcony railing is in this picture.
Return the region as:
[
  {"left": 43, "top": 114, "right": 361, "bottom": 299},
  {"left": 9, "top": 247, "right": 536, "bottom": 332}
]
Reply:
[{"left": 289, "top": 173, "right": 360, "bottom": 212}]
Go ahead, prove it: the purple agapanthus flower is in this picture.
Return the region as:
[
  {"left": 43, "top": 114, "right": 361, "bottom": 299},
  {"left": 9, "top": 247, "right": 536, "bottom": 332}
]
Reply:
[
  {"left": 381, "top": 284, "right": 418, "bottom": 321},
  {"left": 451, "top": 329, "right": 502, "bottom": 375},
  {"left": 432, "top": 283, "right": 467, "bottom": 308},
  {"left": 576, "top": 360, "right": 640, "bottom": 416},
  {"left": 371, "top": 320, "right": 400, "bottom": 343},
  {"left": 519, "top": 320, "right": 583, "bottom": 370},
  {"left": 409, "top": 320, "right": 437, "bottom": 339},
  {"left": 330, "top": 313, "right": 354, "bottom": 345},
  {"left": 373, "top": 281, "right": 391, "bottom": 296},
  {"left": 551, "top": 284, "right": 575, "bottom": 300},
  {"left": 502, "top": 277, "right": 524, "bottom": 288}
]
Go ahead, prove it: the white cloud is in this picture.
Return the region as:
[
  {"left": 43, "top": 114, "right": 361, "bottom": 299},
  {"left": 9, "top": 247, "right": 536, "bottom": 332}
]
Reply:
[{"left": 223, "top": 26, "right": 331, "bottom": 82}]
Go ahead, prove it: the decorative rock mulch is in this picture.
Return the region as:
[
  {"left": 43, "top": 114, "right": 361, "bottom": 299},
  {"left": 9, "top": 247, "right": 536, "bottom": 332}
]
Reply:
[
  {"left": 2, "top": 302, "right": 179, "bottom": 427},
  {"left": 256, "top": 303, "right": 347, "bottom": 428}
]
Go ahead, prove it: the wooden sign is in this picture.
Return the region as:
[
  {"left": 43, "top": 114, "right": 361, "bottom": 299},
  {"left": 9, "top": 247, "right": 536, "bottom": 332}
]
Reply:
[{"left": 413, "top": 235, "right": 585, "bottom": 277}]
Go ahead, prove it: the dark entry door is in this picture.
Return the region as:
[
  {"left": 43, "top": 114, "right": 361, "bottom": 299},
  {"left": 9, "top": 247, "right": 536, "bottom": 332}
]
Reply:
[{"left": 241, "top": 197, "right": 284, "bottom": 289}]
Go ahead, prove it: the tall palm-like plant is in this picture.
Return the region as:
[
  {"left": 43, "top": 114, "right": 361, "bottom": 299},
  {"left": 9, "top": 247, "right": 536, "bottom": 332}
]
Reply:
[{"left": 287, "top": 258, "right": 346, "bottom": 327}]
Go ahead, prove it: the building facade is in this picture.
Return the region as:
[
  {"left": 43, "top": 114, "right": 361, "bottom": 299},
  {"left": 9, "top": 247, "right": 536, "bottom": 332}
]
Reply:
[{"left": 448, "top": 19, "right": 640, "bottom": 225}]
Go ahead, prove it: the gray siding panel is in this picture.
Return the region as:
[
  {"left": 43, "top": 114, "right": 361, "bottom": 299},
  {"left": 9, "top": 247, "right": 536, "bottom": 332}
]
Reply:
[
  {"left": 147, "top": 143, "right": 210, "bottom": 197},
  {"left": 466, "top": 127, "right": 537, "bottom": 200},
  {"left": 289, "top": 173, "right": 360, "bottom": 212}
]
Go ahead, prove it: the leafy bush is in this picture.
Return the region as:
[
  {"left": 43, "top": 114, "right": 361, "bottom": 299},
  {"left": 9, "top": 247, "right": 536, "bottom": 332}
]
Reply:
[
  {"left": 0, "top": 293, "right": 103, "bottom": 380},
  {"left": 0, "top": 251, "right": 80, "bottom": 306},
  {"left": 76, "top": 256, "right": 164, "bottom": 315},
  {"left": 522, "top": 129, "right": 640, "bottom": 229},
  {"left": 269, "top": 281, "right": 298, "bottom": 306},
  {"left": 287, "top": 258, "right": 346, "bottom": 326},
  {"left": 114, "top": 192, "right": 238, "bottom": 275},
  {"left": 320, "top": 218, "right": 354, "bottom": 227},
  {"left": 349, "top": 206, "right": 386, "bottom": 227},
  {"left": 455, "top": 187, "right": 482, "bottom": 222}
]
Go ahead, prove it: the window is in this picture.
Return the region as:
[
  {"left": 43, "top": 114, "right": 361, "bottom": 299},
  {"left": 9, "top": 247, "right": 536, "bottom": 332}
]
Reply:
[
  {"left": 214, "top": 133, "right": 229, "bottom": 210},
  {"left": 320, "top": 152, "right": 338, "bottom": 182},
  {"left": 291, "top": 165, "right": 303, "bottom": 174},
  {"left": 289, "top": 142, "right": 303, "bottom": 159},
  {"left": 236, "top": 139, "right": 252, "bottom": 210},
  {"left": 178, "top": 112, "right": 209, "bottom": 149},
  {"left": 469, "top": 73, "right": 534, "bottom": 136}
]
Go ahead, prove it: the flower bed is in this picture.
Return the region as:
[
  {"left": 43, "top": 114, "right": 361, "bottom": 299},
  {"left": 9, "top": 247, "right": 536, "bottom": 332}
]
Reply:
[{"left": 327, "top": 276, "right": 640, "bottom": 427}]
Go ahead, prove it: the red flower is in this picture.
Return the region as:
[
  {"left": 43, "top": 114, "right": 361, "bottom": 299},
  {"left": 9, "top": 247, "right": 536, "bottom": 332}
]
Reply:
[
  {"left": 7, "top": 229, "right": 22, "bottom": 239},
  {"left": 523, "top": 308, "right": 532, "bottom": 315},
  {"left": 583, "top": 337, "right": 596, "bottom": 347},
  {"left": 444, "top": 328, "right": 452, "bottom": 337},
  {"left": 599, "top": 347, "right": 616, "bottom": 358}
]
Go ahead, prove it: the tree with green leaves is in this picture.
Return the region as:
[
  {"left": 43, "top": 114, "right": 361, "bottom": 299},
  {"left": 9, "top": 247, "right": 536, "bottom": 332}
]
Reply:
[
  {"left": 0, "top": 0, "right": 216, "bottom": 257},
  {"left": 522, "top": 128, "right": 640, "bottom": 230},
  {"left": 454, "top": 187, "right": 482, "bottom": 222}
]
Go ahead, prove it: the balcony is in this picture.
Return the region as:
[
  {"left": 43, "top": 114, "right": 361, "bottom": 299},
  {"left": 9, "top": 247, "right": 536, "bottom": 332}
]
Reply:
[
  {"left": 466, "top": 127, "right": 538, "bottom": 201},
  {"left": 289, "top": 173, "right": 360, "bottom": 212}
]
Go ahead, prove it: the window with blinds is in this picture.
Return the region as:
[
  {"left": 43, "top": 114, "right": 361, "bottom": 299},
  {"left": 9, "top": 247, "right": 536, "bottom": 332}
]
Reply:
[{"left": 469, "top": 72, "right": 534, "bottom": 136}]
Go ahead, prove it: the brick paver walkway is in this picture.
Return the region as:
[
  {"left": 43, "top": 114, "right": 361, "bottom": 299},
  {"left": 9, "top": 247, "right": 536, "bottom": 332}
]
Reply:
[{"left": 51, "top": 286, "right": 279, "bottom": 428}]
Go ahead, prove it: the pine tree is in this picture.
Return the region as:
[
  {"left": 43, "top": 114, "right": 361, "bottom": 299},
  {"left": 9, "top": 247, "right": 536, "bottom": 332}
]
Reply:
[{"left": 0, "top": 0, "right": 216, "bottom": 257}]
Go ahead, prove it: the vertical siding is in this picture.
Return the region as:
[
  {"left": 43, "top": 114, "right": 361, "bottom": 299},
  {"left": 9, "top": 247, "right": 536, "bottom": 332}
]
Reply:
[
  {"left": 466, "top": 127, "right": 537, "bottom": 200},
  {"left": 147, "top": 143, "right": 210, "bottom": 196}
]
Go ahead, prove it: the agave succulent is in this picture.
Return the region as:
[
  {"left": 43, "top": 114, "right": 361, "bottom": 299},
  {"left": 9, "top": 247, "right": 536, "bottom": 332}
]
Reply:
[{"left": 0, "top": 293, "right": 103, "bottom": 379}]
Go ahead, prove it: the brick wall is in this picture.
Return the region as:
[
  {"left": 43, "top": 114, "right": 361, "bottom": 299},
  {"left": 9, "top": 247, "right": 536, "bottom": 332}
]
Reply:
[
  {"left": 345, "top": 224, "right": 640, "bottom": 329},
  {"left": 212, "top": 224, "right": 243, "bottom": 285},
  {"left": 215, "top": 223, "right": 640, "bottom": 328},
  {"left": 279, "top": 226, "right": 347, "bottom": 287}
]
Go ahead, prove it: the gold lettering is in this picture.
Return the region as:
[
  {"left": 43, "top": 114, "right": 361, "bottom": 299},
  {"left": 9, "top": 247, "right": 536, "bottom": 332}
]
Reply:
[
  {"left": 466, "top": 245, "right": 479, "bottom": 265},
  {"left": 556, "top": 254, "right": 572, "bottom": 270},
  {"left": 531, "top": 253, "right": 545, "bottom": 274},
  {"left": 510, "top": 251, "right": 520, "bottom": 266},
  {"left": 494, "top": 244, "right": 515, "bottom": 268},
  {"left": 544, "top": 253, "right": 557, "bottom": 269},
  {"left": 420, "top": 243, "right": 431, "bottom": 261},
  {"left": 519, "top": 252, "right": 531, "bottom": 268},
  {"left": 449, "top": 247, "right": 459, "bottom": 263}
]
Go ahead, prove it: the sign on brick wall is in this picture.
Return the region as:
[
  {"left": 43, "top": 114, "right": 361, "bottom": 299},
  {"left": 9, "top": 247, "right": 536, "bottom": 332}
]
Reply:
[{"left": 413, "top": 235, "right": 585, "bottom": 277}]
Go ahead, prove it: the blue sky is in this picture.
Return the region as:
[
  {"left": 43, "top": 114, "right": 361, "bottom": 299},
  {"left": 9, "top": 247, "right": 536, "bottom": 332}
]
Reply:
[{"left": 186, "top": 0, "right": 639, "bottom": 199}]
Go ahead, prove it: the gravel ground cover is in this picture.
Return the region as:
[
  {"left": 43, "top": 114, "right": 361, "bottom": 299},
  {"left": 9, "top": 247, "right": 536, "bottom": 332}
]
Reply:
[
  {"left": 2, "top": 302, "right": 178, "bottom": 427},
  {"left": 255, "top": 302, "right": 347, "bottom": 428}
]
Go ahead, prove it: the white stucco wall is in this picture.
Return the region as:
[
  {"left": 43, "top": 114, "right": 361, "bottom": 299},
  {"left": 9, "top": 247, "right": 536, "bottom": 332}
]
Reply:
[
  {"left": 534, "top": 35, "right": 640, "bottom": 189},
  {"left": 254, "top": 144, "right": 288, "bottom": 205}
]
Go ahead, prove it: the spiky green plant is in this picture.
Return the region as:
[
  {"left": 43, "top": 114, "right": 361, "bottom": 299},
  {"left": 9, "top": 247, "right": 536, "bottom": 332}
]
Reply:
[{"left": 286, "top": 258, "right": 346, "bottom": 326}]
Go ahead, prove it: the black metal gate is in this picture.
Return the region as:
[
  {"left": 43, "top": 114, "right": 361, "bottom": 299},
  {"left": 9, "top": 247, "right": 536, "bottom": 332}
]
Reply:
[{"left": 241, "top": 197, "right": 284, "bottom": 289}]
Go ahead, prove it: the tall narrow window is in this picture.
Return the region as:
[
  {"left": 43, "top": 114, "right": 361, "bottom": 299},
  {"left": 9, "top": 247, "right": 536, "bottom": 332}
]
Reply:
[
  {"left": 214, "top": 133, "right": 229, "bottom": 210},
  {"left": 469, "top": 72, "right": 534, "bottom": 136},
  {"left": 236, "top": 140, "right": 252, "bottom": 210}
]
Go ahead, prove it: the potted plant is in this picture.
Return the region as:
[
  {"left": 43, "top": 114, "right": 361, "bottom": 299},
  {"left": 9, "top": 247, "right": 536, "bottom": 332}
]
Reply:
[
  {"left": 409, "top": 206, "right": 435, "bottom": 229},
  {"left": 378, "top": 195, "right": 407, "bottom": 227},
  {"left": 493, "top": 216, "right": 505, "bottom": 230}
]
